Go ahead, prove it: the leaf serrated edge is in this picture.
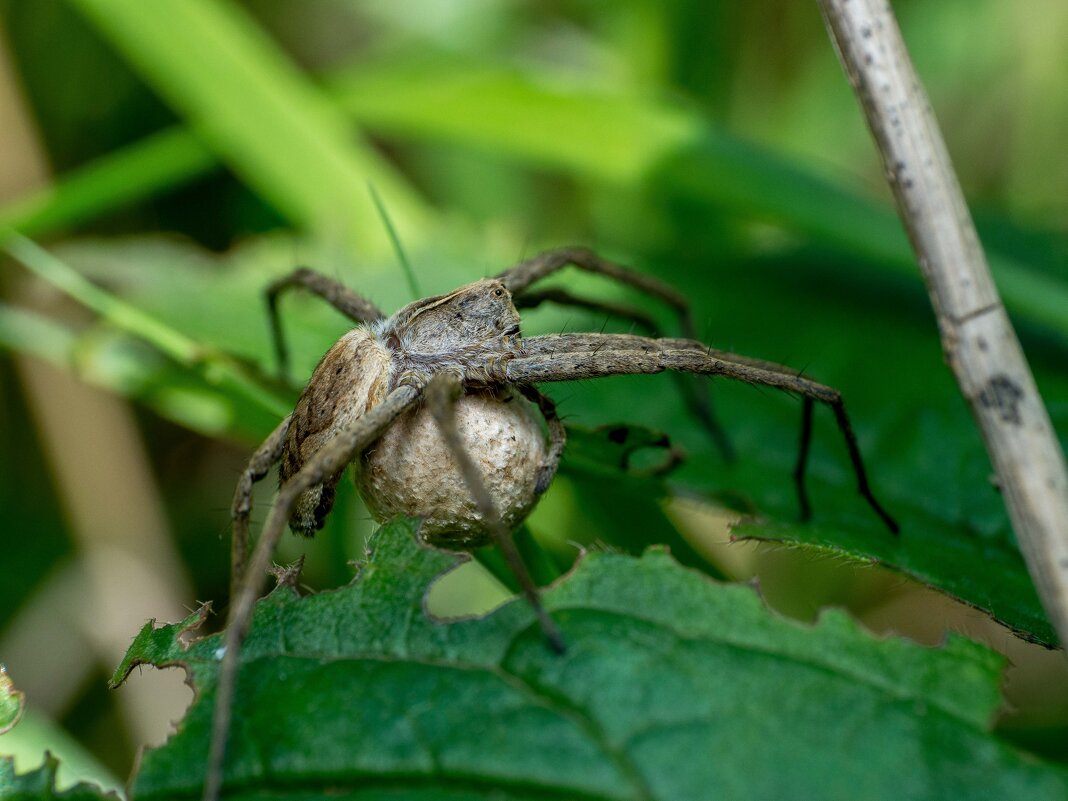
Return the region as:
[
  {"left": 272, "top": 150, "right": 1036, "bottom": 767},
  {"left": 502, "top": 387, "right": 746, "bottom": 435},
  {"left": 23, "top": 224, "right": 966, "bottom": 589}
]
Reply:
[
  {"left": 558, "top": 546, "right": 1006, "bottom": 729},
  {"left": 110, "top": 604, "right": 211, "bottom": 689},
  {"left": 736, "top": 525, "right": 1056, "bottom": 648},
  {"left": 0, "top": 753, "right": 122, "bottom": 801}
]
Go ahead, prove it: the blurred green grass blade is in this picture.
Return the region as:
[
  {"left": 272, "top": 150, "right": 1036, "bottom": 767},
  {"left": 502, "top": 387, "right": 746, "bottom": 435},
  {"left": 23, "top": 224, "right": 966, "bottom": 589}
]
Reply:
[
  {"left": 67, "top": 0, "right": 431, "bottom": 256},
  {"left": 5, "top": 232, "right": 200, "bottom": 362},
  {"left": 3, "top": 54, "right": 1064, "bottom": 338},
  {"left": 368, "top": 181, "right": 420, "bottom": 300},
  {"left": 330, "top": 58, "right": 1068, "bottom": 338},
  {"left": 0, "top": 303, "right": 279, "bottom": 441},
  {"left": 0, "top": 303, "right": 77, "bottom": 367},
  {"left": 0, "top": 128, "right": 213, "bottom": 239},
  {"left": 3, "top": 233, "right": 291, "bottom": 420}
]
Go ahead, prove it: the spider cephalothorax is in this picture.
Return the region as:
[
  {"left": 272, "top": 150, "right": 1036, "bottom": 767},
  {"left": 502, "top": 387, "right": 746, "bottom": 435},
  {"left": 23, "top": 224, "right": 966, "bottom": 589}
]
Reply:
[{"left": 208, "top": 247, "right": 898, "bottom": 801}]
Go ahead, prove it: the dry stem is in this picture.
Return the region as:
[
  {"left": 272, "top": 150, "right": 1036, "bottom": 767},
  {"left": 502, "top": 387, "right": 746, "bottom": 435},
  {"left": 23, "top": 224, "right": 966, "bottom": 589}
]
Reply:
[{"left": 818, "top": 0, "right": 1068, "bottom": 646}]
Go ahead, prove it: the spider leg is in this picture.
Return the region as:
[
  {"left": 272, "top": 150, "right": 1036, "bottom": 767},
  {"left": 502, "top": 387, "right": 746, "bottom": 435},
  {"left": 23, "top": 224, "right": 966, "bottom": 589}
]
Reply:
[
  {"left": 205, "top": 382, "right": 422, "bottom": 801},
  {"left": 230, "top": 414, "right": 292, "bottom": 599},
  {"left": 514, "top": 288, "right": 660, "bottom": 334},
  {"left": 795, "top": 397, "right": 815, "bottom": 523},
  {"left": 515, "top": 290, "right": 720, "bottom": 457},
  {"left": 501, "top": 334, "right": 898, "bottom": 534},
  {"left": 517, "top": 384, "right": 566, "bottom": 494},
  {"left": 425, "top": 373, "right": 565, "bottom": 653},
  {"left": 265, "top": 267, "right": 386, "bottom": 380},
  {"left": 498, "top": 247, "right": 732, "bottom": 460}
]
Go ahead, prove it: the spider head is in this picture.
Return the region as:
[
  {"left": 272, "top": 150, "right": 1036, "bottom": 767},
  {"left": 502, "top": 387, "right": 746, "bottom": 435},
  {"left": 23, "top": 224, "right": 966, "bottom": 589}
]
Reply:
[{"left": 393, "top": 279, "right": 521, "bottom": 351}]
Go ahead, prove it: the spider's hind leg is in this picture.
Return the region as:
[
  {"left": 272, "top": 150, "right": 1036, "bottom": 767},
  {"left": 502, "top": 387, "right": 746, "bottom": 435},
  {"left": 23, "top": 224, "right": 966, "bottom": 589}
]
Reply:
[
  {"left": 265, "top": 267, "right": 386, "bottom": 380},
  {"left": 425, "top": 373, "right": 565, "bottom": 653}
]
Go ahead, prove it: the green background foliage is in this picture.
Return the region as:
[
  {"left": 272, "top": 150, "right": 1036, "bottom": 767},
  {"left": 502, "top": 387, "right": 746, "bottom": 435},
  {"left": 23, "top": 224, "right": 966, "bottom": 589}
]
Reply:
[{"left": 0, "top": 0, "right": 1065, "bottom": 796}]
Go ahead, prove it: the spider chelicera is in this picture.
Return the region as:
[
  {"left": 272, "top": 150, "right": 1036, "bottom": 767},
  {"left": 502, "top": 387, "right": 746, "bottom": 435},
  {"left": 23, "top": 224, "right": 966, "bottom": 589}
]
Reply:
[{"left": 206, "top": 246, "right": 898, "bottom": 801}]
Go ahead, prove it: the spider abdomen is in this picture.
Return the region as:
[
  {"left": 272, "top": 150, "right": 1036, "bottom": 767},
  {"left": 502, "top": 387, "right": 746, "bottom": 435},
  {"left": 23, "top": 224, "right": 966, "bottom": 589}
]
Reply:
[
  {"left": 356, "top": 391, "right": 547, "bottom": 548},
  {"left": 282, "top": 328, "right": 392, "bottom": 535}
]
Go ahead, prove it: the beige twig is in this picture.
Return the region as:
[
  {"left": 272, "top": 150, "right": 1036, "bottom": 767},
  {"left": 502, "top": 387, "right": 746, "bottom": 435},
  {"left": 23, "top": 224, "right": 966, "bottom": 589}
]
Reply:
[{"left": 818, "top": 0, "right": 1068, "bottom": 646}]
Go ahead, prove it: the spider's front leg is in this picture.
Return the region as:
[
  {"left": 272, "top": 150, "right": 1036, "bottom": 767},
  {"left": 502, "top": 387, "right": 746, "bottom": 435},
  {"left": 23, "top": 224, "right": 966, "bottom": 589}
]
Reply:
[
  {"left": 424, "top": 373, "right": 565, "bottom": 653},
  {"left": 498, "top": 247, "right": 733, "bottom": 461},
  {"left": 265, "top": 267, "right": 386, "bottom": 379},
  {"left": 205, "top": 382, "right": 423, "bottom": 801},
  {"left": 502, "top": 334, "right": 899, "bottom": 534}
]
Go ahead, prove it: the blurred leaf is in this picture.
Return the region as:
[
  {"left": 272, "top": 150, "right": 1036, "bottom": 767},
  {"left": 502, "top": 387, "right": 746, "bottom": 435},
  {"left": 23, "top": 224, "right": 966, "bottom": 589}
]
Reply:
[
  {"left": 330, "top": 56, "right": 1068, "bottom": 340},
  {"left": 0, "top": 667, "right": 23, "bottom": 735},
  {"left": 66, "top": 0, "right": 430, "bottom": 256},
  {"left": 472, "top": 524, "right": 562, "bottom": 592},
  {"left": 3, "top": 235, "right": 291, "bottom": 423},
  {"left": 0, "top": 128, "right": 213, "bottom": 242},
  {"left": 0, "top": 303, "right": 76, "bottom": 368},
  {"left": 114, "top": 518, "right": 1068, "bottom": 800},
  {"left": 557, "top": 424, "right": 724, "bottom": 578},
  {"left": 735, "top": 512, "right": 1053, "bottom": 646},
  {"left": 4, "top": 56, "right": 1065, "bottom": 341},
  {"left": 0, "top": 755, "right": 119, "bottom": 801},
  {"left": 0, "top": 711, "right": 123, "bottom": 796}
]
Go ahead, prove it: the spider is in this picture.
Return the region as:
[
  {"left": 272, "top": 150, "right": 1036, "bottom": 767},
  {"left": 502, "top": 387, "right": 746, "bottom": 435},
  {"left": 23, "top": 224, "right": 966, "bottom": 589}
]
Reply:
[{"left": 205, "top": 246, "right": 898, "bottom": 801}]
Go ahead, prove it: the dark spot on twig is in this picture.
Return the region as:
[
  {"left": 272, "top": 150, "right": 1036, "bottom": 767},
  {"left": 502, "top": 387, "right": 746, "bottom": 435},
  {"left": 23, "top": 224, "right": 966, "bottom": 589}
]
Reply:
[{"left": 979, "top": 374, "right": 1024, "bottom": 425}]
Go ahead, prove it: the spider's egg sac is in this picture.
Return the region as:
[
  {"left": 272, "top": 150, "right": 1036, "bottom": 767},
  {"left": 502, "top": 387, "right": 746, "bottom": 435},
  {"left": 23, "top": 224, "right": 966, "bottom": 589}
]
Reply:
[{"left": 355, "top": 391, "right": 548, "bottom": 547}]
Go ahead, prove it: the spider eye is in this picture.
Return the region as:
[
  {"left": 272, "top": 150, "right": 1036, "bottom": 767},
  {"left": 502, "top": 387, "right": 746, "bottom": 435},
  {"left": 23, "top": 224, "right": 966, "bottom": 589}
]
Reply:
[{"left": 493, "top": 287, "right": 504, "bottom": 297}]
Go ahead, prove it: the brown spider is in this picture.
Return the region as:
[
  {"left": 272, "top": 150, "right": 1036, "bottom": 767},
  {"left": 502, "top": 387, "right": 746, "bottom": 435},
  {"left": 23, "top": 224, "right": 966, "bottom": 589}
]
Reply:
[{"left": 206, "top": 247, "right": 897, "bottom": 801}]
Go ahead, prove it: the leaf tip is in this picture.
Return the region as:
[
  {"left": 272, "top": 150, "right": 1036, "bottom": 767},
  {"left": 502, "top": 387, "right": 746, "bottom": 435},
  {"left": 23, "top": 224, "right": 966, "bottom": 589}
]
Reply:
[{"left": 110, "top": 604, "right": 211, "bottom": 689}]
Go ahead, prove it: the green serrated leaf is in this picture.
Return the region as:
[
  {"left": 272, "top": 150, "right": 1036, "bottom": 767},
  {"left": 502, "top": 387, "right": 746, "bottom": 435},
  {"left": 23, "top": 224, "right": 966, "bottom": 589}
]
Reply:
[
  {"left": 733, "top": 513, "right": 1054, "bottom": 647},
  {"left": 0, "top": 754, "right": 119, "bottom": 801},
  {"left": 116, "top": 518, "right": 1067, "bottom": 801}
]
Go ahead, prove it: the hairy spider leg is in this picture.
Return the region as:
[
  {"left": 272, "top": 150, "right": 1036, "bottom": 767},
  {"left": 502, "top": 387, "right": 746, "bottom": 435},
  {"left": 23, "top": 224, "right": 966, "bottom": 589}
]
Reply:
[
  {"left": 497, "top": 246, "right": 733, "bottom": 461},
  {"left": 265, "top": 267, "right": 386, "bottom": 380},
  {"left": 514, "top": 288, "right": 661, "bottom": 334},
  {"left": 205, "top": 383, "right": 423, "bottom": 801},
  {"left": 513, "top": 287, "right": 725, "bottom": 464},
  {"left": 229, "top": 415, "right": 291, "bottom": 599},
  {"left": 501, "top": 334, "right": 899, "bottom": 535},
  {"left": 795, "top": 397, "right": 815, "bottom": 523},
  {"left": 517, "top": 384, "right": 566, "bottom": 494},
  {"left": 425, "top": 373, "right": 565, "bottom": 653}
]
